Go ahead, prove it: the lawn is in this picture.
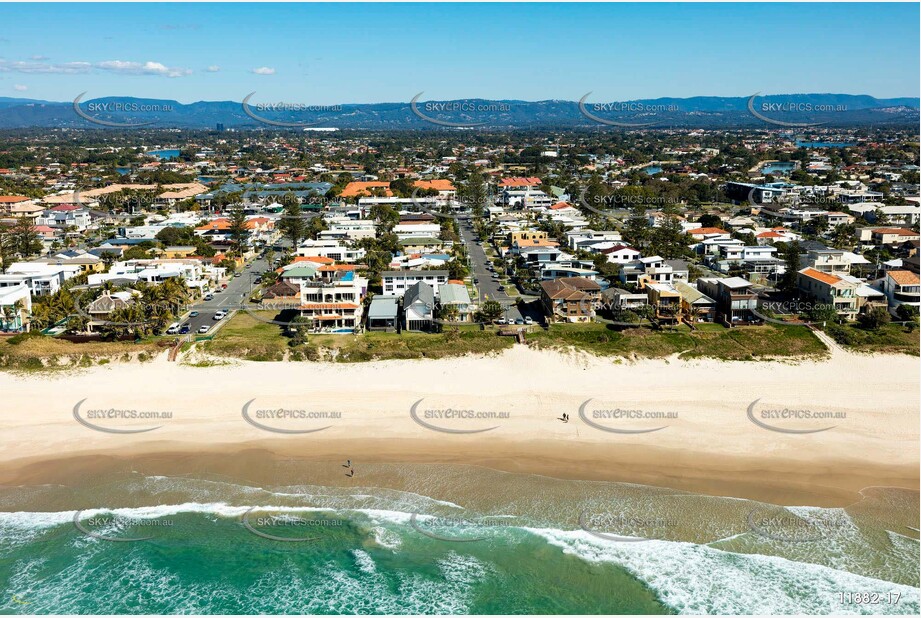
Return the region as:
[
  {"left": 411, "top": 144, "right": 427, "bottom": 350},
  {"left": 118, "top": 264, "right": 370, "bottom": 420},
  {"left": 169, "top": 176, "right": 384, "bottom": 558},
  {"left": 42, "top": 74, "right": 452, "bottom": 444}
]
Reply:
[
  {"left": 200, "top": 311, "right": 290, "bottom": 361},
  {"left": 527, "top": 321, "right": 827, "bottom": 360}
]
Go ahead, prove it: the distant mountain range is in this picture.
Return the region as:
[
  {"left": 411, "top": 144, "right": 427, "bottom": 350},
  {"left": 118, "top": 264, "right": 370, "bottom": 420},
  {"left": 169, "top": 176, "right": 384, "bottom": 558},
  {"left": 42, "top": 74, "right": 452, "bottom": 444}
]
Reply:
[{"left": 0, "top": 94, "right": 917, "bottom": 129}]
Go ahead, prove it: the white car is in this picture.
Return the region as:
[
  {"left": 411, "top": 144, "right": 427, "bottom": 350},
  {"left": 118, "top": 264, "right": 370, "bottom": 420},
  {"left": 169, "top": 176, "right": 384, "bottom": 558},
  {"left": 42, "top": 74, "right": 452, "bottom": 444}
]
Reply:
[
  {"left": 524, "top": 317, "right": 534, "bottom": 325},
  {"left": 213, "top": 311, "right": 227, "bottom": 320},
  {"left": 198, "top": 325, "right": 210, "bottom": 334}
]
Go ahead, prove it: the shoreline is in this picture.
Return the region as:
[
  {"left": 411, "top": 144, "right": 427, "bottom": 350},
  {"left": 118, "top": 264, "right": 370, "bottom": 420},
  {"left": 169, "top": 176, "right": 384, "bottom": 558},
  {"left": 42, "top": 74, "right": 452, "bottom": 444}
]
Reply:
[{"left": 1, "top": 346, "right": 918, "bottom": 508}]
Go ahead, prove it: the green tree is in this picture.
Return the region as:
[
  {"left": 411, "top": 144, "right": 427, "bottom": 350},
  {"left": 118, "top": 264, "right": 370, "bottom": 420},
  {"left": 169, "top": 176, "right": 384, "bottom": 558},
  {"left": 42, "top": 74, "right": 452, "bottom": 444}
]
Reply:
[
  {"left": 476, "top": 299, "right": 503, "bottom": 322},
  {"left": 9, "top": 217, "right": 42, "bottom": 258},
  {"left": 779, "top": 241, "right": 801, "bottom": 292},
  {"left": 857, "top": 306, "right": 891, "bottom": 330},
  {"left": 227, "top": 208, "right": 249, "bottom": 257},
  {"left": 279, "top": 200, "right": 305, "bottom": 248}
]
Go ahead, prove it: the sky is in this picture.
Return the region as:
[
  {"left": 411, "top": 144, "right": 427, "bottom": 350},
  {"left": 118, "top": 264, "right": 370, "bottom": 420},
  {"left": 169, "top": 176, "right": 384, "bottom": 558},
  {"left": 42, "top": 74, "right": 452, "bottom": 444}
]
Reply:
[{"left": 0, "top": 2, "right": 918, "bottom": 104}]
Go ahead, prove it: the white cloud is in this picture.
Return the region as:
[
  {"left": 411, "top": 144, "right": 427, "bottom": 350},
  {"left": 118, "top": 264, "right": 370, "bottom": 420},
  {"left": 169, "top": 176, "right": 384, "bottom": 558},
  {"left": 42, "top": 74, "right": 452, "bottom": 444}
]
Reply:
[
  {"left": 0, "top": 60, "right": 92, "bottom": 74},
  {"left": 29, "top": 55, "right": 49, "bottom": 61},
  {"left": 0, "top": 58, "right": 191, "bottom": 78},
  {"left": 206, "top": 65, "right": 221, "bottom": 73},
  {"left": 96, "top": 60, "right": 192, "bottom": 78},
  {"left": 251, "top": 66, "right": 275, "bottom": 75},
  {"left": 13, "top": 84, "right": 27, "bottom": 91}
]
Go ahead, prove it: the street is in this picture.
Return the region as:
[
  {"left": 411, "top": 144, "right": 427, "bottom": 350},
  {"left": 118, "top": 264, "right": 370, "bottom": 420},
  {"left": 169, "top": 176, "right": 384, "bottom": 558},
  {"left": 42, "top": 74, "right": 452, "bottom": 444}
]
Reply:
[
  {"left": 176, "top": 253, "right": 271, "bottom": 335},
  {"left": 458, "top": 218, "right": 525, "bottom": 323}
]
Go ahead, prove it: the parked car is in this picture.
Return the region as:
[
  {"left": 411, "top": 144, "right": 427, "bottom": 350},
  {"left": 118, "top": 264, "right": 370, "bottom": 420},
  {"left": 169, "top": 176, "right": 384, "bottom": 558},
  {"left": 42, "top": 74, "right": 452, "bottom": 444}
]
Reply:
[
  {"left": 166, "top": 324, "right": 180, "bottom": 335},
  {"left": 496, "top": 318, "right": 507, "bottom": 325},
  {"left": 221, "top": 283, "right": 228, "bottom": 289},
  {"left": 524, "top": 317, "right": 534, "bottom": 325},
  {"left": 473, "top": 277, "right": 479, "bottom": 283},
  {"left": 179, "top": 325, "right": 191, "bottom": 334},
  {"left": 514, "top": 318, "right": 524, "bottom": 325},
  {"left": 234, "top": 273, "right": 242, "bottom": 278},
  {"left": 213, "top": 311, "right": 227, "bottom": 320},
  {"left": 189, "top": 311, "right": 199, "bottom": 317},
  {"left": 198, "top": 325, "right": 210, "bottom": 334},
  {"left": 204, "top": 294, "right": 214, "bottom": 301}
]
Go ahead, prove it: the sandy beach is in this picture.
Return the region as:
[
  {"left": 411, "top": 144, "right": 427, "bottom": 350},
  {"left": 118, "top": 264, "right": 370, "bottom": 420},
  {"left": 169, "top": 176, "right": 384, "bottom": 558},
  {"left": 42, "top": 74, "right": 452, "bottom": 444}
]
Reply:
[{"left": 1, "top": 345, "right": 918, "bottom": 507}]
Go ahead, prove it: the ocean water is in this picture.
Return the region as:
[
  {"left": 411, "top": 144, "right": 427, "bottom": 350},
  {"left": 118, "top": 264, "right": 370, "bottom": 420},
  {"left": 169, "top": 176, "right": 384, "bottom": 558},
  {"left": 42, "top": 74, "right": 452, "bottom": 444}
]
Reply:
[{"left": 0, "top": 468, "right": 918, "bottom": 614}]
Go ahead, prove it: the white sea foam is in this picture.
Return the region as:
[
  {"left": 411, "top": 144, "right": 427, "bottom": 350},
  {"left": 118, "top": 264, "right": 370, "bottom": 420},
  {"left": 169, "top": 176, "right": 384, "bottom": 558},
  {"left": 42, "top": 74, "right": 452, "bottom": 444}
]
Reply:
[{"left": 526, "top": 527, "right": 921, "bottom": 615}]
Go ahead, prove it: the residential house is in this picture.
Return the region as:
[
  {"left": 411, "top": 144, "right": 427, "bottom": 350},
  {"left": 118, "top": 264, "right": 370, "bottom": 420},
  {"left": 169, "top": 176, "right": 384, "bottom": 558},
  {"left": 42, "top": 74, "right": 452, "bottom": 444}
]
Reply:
[
  {"left": 620, "top": 256, "right": 689, "bottom": 287},
  {"left": 802, "top": 249, "right": 851, "bottom": 276},
  {"left": 438, "top": 283, "right": 473, "bottom": 322},
  {"left": 296, "top": 239, "right": 366, "bottom": 263},
  {"left": 796, "top": 268, "right": 859, "bottom": 320},
  {"left": 298, "top": 270, "right": 368, "bottom": 331},
  {"left": 599, "top": 245, "right": 641, "bottom": 264},
  {"left": 0, "top": 263, "right": 81, "bottom": 297},
  {"left": 0, "top": 283, "right": 31, "bottom": 332},
  {"left": 673, "top": 281, "right": 716, "bottom": 322},
  {"left": 85, "top": 291, "right": 138, "bottom": 333},
  {"left": 0, "top": 195, "right": 34, "bottom": 216},
  {"left": 880, "top": 270, "right": 920, "bottom": 311},
  {"left": 37, "top": 205, "right": 92, "bottom": 231},
  {"left": 696, "top": 277, "right": 760, "bottom": 325},
  {"left": 261, "top": 281, "right": 301, "bottom": 307},
  {"left": 403, "top": 282, "right": 436, "bottom": 332},
  {"left": 539, "top": 277, "right": 601, "bottom": 323},
  {"left": 645, "top": 283, "right": 682, "bottom": 323},
  {"left": 366, "top": 295, "right": 400, "bottom": 332},
  {"left": 601, "top": 287, "right": 648, "bottom": 311}
]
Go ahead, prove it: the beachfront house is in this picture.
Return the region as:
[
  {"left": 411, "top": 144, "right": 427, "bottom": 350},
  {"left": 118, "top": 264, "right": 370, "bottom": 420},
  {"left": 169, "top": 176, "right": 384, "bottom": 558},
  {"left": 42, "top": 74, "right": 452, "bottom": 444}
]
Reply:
[
  {"left": 796, "top": 268, "right": 859, "bottom": 321},
  {"left": 673, "top": 281, "right": 717, "bottom": 322},
  {"left": 539, "top": 277, "right": 601, "bottom": 323},
  {"left": 366, "top": 295, "right": 400, "bottom": 332},
  {"left": 0, "top": 283, "right": 31, "bottom": 333},
  {"left": 403, "top": 282, "right": 436, "bottom": 332},
  {"left": 696, "top": 277, "right": 760, "bottom": 325},
  {"left": 438, "top": 283, "right": 473, "bottom": 322},
  {"left": 645, "top": 283, "right": 682, "bottom": 324},
  {"left": 297, "top": 270, "right": 368, "bottom": 332}
]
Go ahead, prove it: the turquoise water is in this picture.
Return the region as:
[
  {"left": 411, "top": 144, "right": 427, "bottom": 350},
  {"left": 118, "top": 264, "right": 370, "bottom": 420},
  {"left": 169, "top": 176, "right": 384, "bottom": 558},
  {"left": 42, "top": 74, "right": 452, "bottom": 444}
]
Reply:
[
  {"left": 643, "top": 166, "right": 663, "bottom": 175},
  {"left": 1, "top": 470, "right": 918, "bottom": 614},
  {"left": 149, "top": 149, "right": 180, "bottom": 160},
  {"left": 762, "top": 162, "right": 797, "bottom": 175}
]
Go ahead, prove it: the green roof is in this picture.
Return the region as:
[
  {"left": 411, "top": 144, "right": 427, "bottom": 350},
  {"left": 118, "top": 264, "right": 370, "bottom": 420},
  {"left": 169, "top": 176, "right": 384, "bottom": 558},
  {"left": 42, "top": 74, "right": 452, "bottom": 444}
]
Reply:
[
  {"left": 399, "top": 237, "right": 443, "bottom": 246},
  {"left": 439, "top": 283, "right": 471, "bottom": 305},
  {"left": 279, "top": 265, "right": 317, "bottom": 278}
]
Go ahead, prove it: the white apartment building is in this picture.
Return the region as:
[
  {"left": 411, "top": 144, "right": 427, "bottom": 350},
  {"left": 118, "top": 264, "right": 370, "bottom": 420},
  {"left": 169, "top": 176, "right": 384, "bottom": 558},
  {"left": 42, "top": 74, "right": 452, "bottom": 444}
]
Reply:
[
  {"left": 0, "top": 263, "right": 81, "bottom": 297},
  {"left": 296, "top": 239, "right": 366, "bottom": 263},
  {"left": 381, "top": 270, "right": 449, "bottom": 296}
]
